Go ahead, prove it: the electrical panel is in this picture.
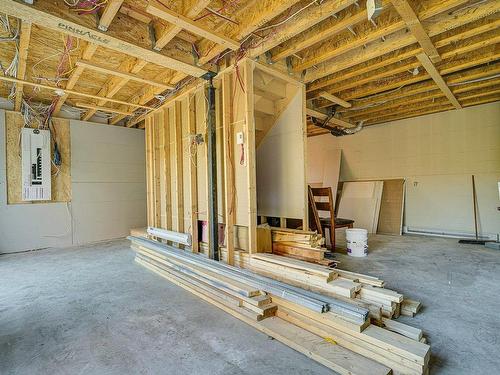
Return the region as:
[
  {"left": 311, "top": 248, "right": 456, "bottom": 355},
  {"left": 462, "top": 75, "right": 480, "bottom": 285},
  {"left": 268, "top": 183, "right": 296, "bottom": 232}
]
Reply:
[{"left": 21, "top": 128, "right": 51, "bottom": 201}]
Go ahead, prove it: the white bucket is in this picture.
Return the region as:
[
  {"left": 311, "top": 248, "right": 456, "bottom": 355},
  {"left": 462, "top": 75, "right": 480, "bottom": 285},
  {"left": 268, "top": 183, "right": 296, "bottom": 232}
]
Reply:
[{"left": 346, "top": 228, "right": 368, "bottom": 257}]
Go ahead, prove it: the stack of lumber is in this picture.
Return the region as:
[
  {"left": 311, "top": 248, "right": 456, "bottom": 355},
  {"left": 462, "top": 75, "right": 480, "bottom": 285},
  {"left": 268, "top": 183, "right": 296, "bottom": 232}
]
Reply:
[
  {"left": 134, "top": 244, "right": 277, "bottom": 322},
  {"left": 249, "top": 253, "right": 420, "bottom": 324},
  {"left": 271, "top": 227, "right": 335, "bottom": 264},
  {"left": 129, "top": 236, "right": 430, "bottom": 375}
]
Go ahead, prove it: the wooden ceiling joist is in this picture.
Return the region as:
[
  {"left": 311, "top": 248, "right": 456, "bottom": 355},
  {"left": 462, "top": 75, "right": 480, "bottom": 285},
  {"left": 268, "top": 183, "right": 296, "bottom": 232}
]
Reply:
[
  {"left": 416, "top": 52, "right": 462, "bottom": 109},
  {"left": 0, "top": 75, "right": 154, "bottom": 109},
  {"left": 0, "top": 0, "right": 206, "bottom": 77},
  {"left": 75, "top": 60, "right": 175, "bottom": 90},
  {"left": 13, "top": 21, "right": 31, "bottom": 111},
  {"left": 97, "top": 0, "right": 124, "bottom": 32},
  {"left": 146, "top": 0, "right": 240, "bottom": 51},
  {"left": 75, "top": 102, "right": 133, "bottom": 116},
  {"left": 152, "top": 0, "right": 211, "bottom": 51},
  {"left": 390, "top": 0, "right": 441, "bottom": 62},
  {"left": 319, "top": 92, "right": 351, "bottom": 108}
]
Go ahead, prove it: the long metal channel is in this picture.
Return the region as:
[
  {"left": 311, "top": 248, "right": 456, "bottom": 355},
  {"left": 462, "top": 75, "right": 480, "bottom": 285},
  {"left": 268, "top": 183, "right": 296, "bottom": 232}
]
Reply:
[{"left": 129, "top": 237, "right": 369, "bottom": 322}]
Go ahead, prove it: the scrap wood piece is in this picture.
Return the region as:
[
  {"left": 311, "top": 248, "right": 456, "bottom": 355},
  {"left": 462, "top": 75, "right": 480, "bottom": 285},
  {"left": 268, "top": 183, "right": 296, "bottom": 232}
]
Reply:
[{"left": 251, "top": 253, "right": 336, "bottom": 279}]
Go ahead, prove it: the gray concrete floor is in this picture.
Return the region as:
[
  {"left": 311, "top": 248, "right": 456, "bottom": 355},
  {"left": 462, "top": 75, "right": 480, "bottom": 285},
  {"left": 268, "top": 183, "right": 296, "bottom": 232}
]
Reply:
[{"left": 1, "top": 235, "right": 499, "bottom": 375}]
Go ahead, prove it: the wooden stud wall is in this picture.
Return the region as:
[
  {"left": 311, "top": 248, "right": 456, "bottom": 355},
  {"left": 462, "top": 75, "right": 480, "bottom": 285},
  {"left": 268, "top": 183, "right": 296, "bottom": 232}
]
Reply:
[{"left": 143, "top": 60, "right": 306, "bottom": 255}]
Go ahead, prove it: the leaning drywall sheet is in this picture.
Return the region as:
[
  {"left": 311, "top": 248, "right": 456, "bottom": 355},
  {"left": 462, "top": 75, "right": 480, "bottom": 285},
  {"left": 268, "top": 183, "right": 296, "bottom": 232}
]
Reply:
[
  {"left": 378, "top": 179, "right": 405, "bottom": 235},
  {"left": 337, "top": 181, "right": 383, "bottom": 233}
]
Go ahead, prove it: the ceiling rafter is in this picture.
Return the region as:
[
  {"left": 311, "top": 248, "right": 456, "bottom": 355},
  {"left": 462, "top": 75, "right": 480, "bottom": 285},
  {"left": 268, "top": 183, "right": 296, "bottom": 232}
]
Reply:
[
  {"left": 97, "top": 0, "right": 124, "bottom": 32},
  {"left": 390, "top": 0, "right": 441, "bottom": 62}
]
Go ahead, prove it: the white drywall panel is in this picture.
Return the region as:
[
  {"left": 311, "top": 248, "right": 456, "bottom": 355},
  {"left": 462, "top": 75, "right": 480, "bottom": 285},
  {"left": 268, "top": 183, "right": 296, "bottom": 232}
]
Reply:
[{"left": 70, "top": 120, "right": 146, "bottom": 245}]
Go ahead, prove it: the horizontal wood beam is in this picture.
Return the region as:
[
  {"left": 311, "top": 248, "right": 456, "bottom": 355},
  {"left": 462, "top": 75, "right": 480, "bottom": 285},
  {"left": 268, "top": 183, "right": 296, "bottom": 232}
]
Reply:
[
  {"left": 75, "top": 60, "right": 175, "bottom": 90},
  {"left": 319, "top": 91, "right": 351, "bottom": 108},
  {"left": 390, "top": 0, "right": 441, "bottom": 62},
  {"left": 153, "top": 0, "right": 211, "bottom": 50},
  {"left": 0, "top": 0, "right": 206, "bottom": 77},
  {"left": 416, "top": 53, "right": 461, "bottom": 109},
  {"left": 306, "top": 107, "right": 354, "bottom": 127},
  {"left": 98, "top": 0, "right": 124, "bottom": 32},
  {"left": 146, "top": 0, "right": 240, "bottom": 50},
  {"left": 75, "top": 102, "right": 134, "bottom": 116},
  {"left": 0, "top": 75, "right": 155, "bottom": 109}
]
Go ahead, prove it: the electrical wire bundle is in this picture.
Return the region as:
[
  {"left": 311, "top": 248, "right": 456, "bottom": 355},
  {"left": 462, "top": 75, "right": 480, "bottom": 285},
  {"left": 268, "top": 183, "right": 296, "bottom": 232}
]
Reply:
[{"left": 0, "top": 15, "right": 20, "bottom": 100}]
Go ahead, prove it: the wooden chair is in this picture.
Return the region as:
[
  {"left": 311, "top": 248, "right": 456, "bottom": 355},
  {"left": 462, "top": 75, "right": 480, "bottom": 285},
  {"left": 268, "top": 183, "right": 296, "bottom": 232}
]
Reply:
[{"left": 308, "top": 185, "right": 354, "bottom": 251}]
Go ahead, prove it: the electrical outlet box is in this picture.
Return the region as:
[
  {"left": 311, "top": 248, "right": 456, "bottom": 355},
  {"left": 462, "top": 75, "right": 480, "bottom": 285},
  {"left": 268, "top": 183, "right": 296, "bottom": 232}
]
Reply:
[
  {"left": 21, "top": 128, "right": 51, "bottom": 201},
  {"left": 236, "top": 131, "right": 244, "bottom": 145}
]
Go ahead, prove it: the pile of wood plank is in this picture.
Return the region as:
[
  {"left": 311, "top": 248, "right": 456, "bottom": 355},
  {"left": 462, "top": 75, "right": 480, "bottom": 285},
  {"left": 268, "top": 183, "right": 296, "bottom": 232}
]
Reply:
[
  {"left": 129, "top": 236, "right": 430, "bottom": 375},
  {"left": 248, "top": 253, "right": 421, "bottom": 324},
  {"left": 271, "top": 227, "right": 334, "bottom": 264}
]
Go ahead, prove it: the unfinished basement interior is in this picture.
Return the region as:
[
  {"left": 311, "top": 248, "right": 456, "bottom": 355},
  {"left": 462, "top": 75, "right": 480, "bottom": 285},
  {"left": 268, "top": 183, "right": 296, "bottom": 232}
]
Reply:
[{"left": 0, "top": 0, "right": 499, "bottom": 374}]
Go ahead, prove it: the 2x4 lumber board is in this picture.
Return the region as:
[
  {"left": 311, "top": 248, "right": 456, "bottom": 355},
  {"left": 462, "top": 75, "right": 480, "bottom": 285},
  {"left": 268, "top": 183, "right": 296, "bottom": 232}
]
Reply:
[
  {"left": 381, "top": 318, "right": 423, "bottom": 341},
  {"left": 135, "top": 248, "right": 271, "bottom": 308},
  {"left": 0, "top": 0, "right": 205, "bottom": 77},
  {"left": 13, "top": 21, "right": 31, "bottom": 111},
  {"left": 145, "top": 117, "right": 154, "bottom": 226},
  {"left": 248, "top": 0, "right": 357, "bottom": 58},
  {"left": 75, "top": 60, "right": 174, "bottom": 90},
  {"left": 152, "top": 0, "right": 211, "bottom": 50},
  {"left": 152, "top": 113, "right": 162, "bottom": 227},
  {"left": 146, "top": 0, "right": 239, "bottom": 51},
  {"left": 258, "top": 317, "right": 392, "bottom": 375},
  {"left": 163, "top": 109, "right": 173, "bottom": 232},
  {"left": 0, "top": 75, "right": 153, "bottom": 109},
  {"left": 74, "top": 102, "right": 133, "bottom": 116},
  {"left": 53, "top": 42, "right": 98, "bottom": 115},
  {"left": 186, "top": 95, "right": 199, "bottom": 252},
  {"left": 276, "top": 307, "right": 424, "bottom": 375},
  {"left": 135, "top": 256, "right": 262, "bottom": 321},
  {"left": 136, "top": 246, "right": 261, "bottom": 297},
  {"left": 275, "top": 296, "right": 429, "bottom": 366},
  {"left": 390, "top": 0, "right": 441, "bottom": 62},
  {"left": 319, "top": 91, "right": 351, "bottom": 108},
  {"left": 251, "top": 253, "right": 335, "bottom": 279},
  {"left": 306, "top": 107, "right": 354, "bottom": 128},
  {"left": 173, "top": 102, "right": 184, "bottom": 235},
  {"left": 222, "top": 72, "right": 235, "bottom": 264},
  {"left": 335, "top": 269, "right": 384, "bottom": 287},
  {"left": 244, "top": 60, "right": 257, "bottom": 254},
  {"left": 98, "top": 0, "right": 124, "bottom": 31},
  {"left": 416, "top": 53, "right": 462, "bottom": 109},
  {"left": 270, "top": 1, "right": 368, "bottom": 62}
]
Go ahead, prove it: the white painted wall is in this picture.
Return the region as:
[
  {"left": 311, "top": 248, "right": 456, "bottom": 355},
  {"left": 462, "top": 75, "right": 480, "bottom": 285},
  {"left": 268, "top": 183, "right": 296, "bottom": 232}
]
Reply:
[
  {"left": 308, "top": 102, "right": 500, "bottom": 237},
  {"left": 0, "top": 111, "right": 146, "bottom": 253}
]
